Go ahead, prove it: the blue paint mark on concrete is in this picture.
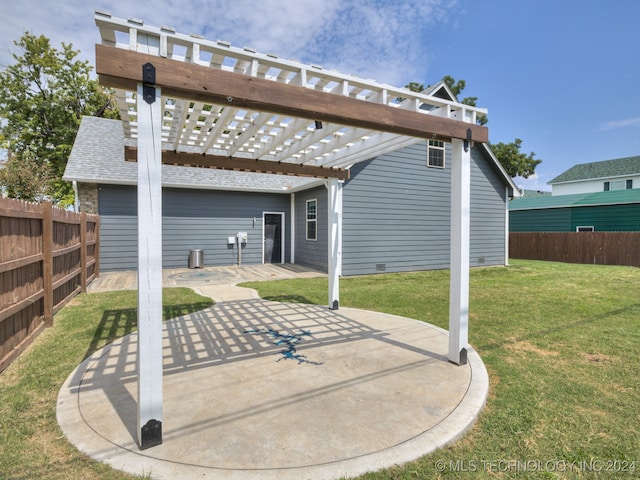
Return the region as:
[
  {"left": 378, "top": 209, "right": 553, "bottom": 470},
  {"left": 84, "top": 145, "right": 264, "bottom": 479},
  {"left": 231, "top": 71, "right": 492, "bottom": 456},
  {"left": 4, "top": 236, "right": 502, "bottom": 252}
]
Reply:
[{"left": 244, "top": 328, "right": 322, "bottom": 365}]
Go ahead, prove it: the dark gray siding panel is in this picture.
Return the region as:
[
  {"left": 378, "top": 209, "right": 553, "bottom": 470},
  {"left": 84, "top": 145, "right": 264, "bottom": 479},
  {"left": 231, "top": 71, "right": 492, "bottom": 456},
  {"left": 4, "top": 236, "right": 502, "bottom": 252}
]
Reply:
[
  {"left": 99, "top": 216, "right": 138, "bottom": 270},
  {"left": 98, "top": 186, "right": 138, "bottom": 270},
  {"left": 294, "top": 186, "right": 328, "bottom": 271},
  {"left": 98, "top": 185, "right": 291, "bottom": 271},
  {"left": 341, "top": 142, "right": 507, "bottom": 276}
]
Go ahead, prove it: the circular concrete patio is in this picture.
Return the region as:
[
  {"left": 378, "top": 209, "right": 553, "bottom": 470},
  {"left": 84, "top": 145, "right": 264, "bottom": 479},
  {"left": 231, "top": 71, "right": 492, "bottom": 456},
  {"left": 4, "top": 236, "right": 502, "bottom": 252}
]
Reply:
[{"left": 57, "top": 294, "right": 488, "bottom": 480}]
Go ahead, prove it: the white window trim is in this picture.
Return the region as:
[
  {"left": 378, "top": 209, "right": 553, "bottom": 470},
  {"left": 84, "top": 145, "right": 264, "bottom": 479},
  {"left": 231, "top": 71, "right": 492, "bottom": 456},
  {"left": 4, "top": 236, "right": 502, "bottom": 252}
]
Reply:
[
  {"left": 306, "top": 198, "right": 317, "bottom": 241},
  {"left": 576, "top": 226, "right": 594, "bottom": 232},
  {"left": 427, "top": 139, "right": 446, "bottom": 168}
]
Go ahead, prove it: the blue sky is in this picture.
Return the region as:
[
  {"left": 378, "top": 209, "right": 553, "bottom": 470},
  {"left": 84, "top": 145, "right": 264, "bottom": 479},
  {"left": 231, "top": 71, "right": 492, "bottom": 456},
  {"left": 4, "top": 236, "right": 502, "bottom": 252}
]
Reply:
[{"left": 1, "top": 0, "right": 639, "bottom": 191}]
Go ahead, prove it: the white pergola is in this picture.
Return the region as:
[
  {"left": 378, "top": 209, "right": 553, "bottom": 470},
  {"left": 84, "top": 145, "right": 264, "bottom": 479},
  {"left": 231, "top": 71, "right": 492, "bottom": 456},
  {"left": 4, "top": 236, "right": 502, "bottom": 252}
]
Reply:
[{"left": 93, "top": 11, "right": 489, "bottom": 449}]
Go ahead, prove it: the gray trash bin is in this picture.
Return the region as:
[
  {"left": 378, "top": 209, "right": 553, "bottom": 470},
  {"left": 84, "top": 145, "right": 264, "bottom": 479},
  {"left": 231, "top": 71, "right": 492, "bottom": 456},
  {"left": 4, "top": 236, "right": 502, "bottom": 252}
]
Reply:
[{"left": 188, "top": 249, "right": 203, "bottom": 268}]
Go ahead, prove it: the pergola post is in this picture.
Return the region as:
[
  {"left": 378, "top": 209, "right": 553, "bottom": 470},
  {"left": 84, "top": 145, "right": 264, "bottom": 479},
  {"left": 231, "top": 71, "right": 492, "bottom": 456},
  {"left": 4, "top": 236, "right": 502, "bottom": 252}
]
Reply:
[
  {"left": 136, "top": 80, "right": 164, "bottom": 449},
  {"left": 327, "top": 178, "right": 343, "bottom": 309},
  {"left": 448, "top": 137, "right": 470, "bottom": 365}
]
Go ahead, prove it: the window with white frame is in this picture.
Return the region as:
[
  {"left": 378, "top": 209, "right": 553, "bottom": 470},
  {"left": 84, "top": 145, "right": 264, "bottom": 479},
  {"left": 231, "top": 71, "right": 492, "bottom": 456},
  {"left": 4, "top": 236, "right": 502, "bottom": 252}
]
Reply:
[
  {"left": 605, "top": 179, "right": 631, "bottom": 191},
  {"left": 576, "top": 226, "right": 594, "bottom": 232},
  {"left": 427, "top": 140, "right": 445, "bottom": 168},
  {"left": 306, "top": 199, "right": 317, "bottom": 240}
]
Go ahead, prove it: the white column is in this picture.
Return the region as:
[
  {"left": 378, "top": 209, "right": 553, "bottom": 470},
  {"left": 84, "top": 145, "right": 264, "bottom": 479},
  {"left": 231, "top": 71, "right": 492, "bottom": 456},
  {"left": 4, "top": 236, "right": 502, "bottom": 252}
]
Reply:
[
  {"left": 290, "top": 193, "right": 296, "bottom": 264},
  {"left": 448, "top": 138, "right": 470, "bottom": 365},
  {"left": 327, "top": 178, "right": 343, "bottom": 309},
  {"left": 137, "top": 82, "right": 163, "bottom": 448}
]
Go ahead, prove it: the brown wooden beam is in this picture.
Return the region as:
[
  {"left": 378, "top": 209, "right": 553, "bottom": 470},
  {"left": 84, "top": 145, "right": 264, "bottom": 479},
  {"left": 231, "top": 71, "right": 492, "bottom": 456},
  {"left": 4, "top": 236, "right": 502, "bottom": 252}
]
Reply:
[
  {"left": 97, "top": 44, "right": 488, "bottom": 143},
  {"left": 124, "top": 146, "right": 350, "bottom": 180}
]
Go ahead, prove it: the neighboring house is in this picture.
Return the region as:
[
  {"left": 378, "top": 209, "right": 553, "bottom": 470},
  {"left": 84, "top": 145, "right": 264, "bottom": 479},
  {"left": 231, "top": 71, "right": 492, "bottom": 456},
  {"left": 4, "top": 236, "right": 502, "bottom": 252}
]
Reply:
[
  {"left": 509, "top": 156, "right": 640, "bottom": 232},
  {"left": 509, "top": 189, "right": 640, "bottom": 232},
  {"left": 64, "top": 115, "right": 517, "bottom": 274},
  {"left": 548, "top": 156, "right": 640, "bottom": 195}
]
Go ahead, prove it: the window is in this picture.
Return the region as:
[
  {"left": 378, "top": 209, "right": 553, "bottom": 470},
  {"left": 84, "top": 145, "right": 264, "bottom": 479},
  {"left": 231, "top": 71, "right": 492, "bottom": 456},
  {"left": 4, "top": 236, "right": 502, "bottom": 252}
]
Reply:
[
  {"left": 306, "top": 199, "right": 317, "bottom": 240},
  {"left": 607, "top": 179, "right": 628, "bottom": 191},
  {"left": 576, "top": 226, "right": 594, "bottom": 232},
  {"left": 604, "top": 181, "right": 610, "bottom": 191},
  {"left": 626, "top": 179, "right": 633, "bottom": 189},
  {"left": 427, "top": 140, "right": 445, "bottom": 168}
]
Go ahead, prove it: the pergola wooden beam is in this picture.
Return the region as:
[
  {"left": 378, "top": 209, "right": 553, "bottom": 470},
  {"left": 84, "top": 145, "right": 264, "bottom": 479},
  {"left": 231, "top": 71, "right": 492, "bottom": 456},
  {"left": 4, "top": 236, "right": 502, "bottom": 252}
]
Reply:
[
  {"left": 96, "top": 44, "right": 488, "bottom": 145},
  {"left": 124, "top": 146, "right": 350, "bottom": 180}
]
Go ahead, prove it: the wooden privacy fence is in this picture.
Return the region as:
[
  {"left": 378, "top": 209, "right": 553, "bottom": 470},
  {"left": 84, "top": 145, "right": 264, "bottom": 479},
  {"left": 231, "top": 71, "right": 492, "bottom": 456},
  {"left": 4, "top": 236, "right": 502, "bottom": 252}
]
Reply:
[
  {"left": 510, "top": 232, "right": 640, "bottom": 268},
  {"left": 0, "top": 197, "right": 100, "bottom": 372}
]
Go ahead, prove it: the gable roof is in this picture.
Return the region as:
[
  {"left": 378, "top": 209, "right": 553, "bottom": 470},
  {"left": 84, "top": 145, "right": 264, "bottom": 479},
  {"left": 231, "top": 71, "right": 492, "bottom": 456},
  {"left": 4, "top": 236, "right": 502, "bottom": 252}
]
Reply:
[
  {"left": 422, "top": 81, "right": 459, "bottom": 102},
  {"left": 549, "top": 156, "right": 640, "bottom": 184},
  {"left": 509, "top": 188, "right": 640, "bottom": 211}
]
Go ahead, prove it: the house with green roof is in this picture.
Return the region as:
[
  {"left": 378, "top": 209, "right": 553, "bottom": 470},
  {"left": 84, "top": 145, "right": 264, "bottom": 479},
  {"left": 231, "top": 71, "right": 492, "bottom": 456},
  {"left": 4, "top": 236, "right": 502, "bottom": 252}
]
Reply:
[
  {"left": 509, "top": 189, "right": 640, "bottom": 232},
  {"left": 548, "top": 156, "right": 640, "bottom": 195}
]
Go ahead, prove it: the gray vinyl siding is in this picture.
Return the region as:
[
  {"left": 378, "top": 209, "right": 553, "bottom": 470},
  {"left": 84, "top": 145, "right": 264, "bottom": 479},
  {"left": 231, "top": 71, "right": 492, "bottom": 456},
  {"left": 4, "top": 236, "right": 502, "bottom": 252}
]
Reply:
[
  {"left": 294, "top": 186, "right": 328, "bottom": 271},
  {"left": 98, "top": 185, "right": 290, "bottom": 271},
  {"left": 470, "top": 147, "right": 509, "bottom": 266},
  {"left": 341, "top": 142, "right": 507, "bottom": 276}
]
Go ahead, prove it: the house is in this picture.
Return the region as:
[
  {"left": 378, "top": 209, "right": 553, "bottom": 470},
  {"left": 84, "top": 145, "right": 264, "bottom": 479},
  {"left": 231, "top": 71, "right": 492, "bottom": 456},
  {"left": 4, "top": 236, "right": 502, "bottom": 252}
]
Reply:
[
  {"left": 509, "top": 156, "right": 640, "bottom": 232},
  {"left": 65, "top": 115, "right": 517, "bottom": 275},
  {"left": 548, "top": 156, "right": 640, "bottom": 195}
]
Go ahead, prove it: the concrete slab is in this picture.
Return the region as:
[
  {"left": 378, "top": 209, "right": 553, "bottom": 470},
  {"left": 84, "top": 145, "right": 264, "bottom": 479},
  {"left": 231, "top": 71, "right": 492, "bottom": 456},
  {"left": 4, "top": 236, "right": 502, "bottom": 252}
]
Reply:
[
  {"left": 87, "top": 264, "right": 326, "bottom": 294},
  {"left": 57, "top": 297, "right": 488, "bottom": 480}
]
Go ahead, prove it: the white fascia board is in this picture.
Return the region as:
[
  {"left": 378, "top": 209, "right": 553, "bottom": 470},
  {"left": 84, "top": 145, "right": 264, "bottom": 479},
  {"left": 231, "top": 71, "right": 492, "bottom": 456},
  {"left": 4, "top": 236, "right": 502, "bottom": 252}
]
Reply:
[
  {"left": 478, "top": 143, "right": 519, "bottom": 196},
  {"left": 551, "top": 174, "right": 640, "bottom": 184}
]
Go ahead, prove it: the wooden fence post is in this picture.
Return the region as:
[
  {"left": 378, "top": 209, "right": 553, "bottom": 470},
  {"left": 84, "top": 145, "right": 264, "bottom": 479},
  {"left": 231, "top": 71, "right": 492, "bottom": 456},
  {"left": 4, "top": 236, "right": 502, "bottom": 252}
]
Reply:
[
  {"left": 80, "top": 212, "right": 87, "bottom": 293},
  {"left": 42, "top": 202, "right": 54, "bottom": 327}
]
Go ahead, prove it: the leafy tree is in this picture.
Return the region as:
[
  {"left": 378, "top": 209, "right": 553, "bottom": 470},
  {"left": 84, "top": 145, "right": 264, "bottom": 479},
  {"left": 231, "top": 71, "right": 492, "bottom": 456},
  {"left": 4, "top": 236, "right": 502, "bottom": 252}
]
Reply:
[
  {"left": 442, "top": 75, "right": 487, "bottom": 126},
  {"left": 489, "top": 138, "right": 541, "bottom": 178},
  {"left": 0, "top": 152, "right": 52, "bottom": 201},
  {"left": 404, "top": 81, "right": 425, "bottom": 93},
  {"left": 0, "top": 33, "right": 118, "bottom": 206}
]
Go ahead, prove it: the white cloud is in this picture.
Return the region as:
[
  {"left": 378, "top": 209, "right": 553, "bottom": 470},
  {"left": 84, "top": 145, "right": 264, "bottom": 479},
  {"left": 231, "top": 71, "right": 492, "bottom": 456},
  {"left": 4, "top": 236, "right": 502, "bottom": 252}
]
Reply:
[
  {"left": 600, "top": 117, "right": 640, "bottom": 131},
  {"left": 1, "top": 0, "right": 459, "bottom": 87}
]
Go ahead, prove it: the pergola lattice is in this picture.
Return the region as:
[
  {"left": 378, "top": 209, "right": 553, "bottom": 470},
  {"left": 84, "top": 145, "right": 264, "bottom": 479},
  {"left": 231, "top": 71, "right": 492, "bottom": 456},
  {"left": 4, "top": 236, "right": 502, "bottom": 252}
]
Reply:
[
  {"left": 95, "top": 11, "right": 487, "bottom": 179},
  {"left": 93, "top": 11, "right": 488, "bottom": 449}
]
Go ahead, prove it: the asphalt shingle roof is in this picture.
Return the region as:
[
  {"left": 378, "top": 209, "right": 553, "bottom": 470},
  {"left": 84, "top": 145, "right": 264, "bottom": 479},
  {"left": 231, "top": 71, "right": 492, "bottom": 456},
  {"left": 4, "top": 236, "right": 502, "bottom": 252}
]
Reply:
[
  {"left": 548, "top": 156, "right": 640, "bottom": 184},
  {"left": 63, "top": 116, "right": 324, "bottom": 193},
  {"left": 509, "top": 189, "right": 640, "bottom": 210}
]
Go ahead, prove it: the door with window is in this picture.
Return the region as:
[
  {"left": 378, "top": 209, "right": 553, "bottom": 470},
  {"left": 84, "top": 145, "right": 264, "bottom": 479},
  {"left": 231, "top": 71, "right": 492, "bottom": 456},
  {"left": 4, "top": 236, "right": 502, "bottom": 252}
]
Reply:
[{"left": 263, "top": 213, "right": 283, "bottom": 263}]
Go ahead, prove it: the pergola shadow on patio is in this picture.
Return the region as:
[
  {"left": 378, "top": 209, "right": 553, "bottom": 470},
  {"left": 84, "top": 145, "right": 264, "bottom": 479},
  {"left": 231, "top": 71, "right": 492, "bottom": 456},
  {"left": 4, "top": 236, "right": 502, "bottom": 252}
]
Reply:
[{"left": 57, "top": 298, "right": 488, "bottom": 480}]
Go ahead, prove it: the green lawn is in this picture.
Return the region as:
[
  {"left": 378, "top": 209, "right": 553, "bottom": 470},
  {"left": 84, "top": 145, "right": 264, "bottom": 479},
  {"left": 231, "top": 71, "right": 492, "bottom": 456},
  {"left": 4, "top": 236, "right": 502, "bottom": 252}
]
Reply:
[
  {"left": 1, "top": 261, "right": 638, "bottom": 479},
  {"left": 0, "top": 288, "right": 213, "bottom": 479},
  {"left": 243, "top": 260, "right": 640, "bottom": 479}
]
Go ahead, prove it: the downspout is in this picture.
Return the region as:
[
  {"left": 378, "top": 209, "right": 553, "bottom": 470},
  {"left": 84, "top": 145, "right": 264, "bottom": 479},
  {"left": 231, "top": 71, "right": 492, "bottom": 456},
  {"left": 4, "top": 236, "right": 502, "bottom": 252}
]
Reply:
[{"left": 72, "top": 181, "right": 80, "bottom": 213}]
